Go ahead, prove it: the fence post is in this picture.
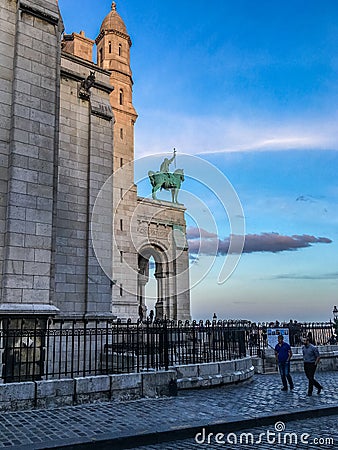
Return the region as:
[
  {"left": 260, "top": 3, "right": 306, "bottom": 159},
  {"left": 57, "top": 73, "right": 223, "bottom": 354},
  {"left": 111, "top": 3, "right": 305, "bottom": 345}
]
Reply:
[
  {"left": 163, "top": 320, "right": 169, "bottom": 371},
  {"left": 239, "top": 328, "right": 246, "bottom": 357}
]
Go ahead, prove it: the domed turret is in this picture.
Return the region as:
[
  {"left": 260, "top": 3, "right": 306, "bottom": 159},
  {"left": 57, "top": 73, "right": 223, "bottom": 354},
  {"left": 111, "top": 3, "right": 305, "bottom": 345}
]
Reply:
[
  {"left": 100, "top": 2, "right": 128, "bottom": 35},
  {"left": 95, "top": 1, "right": 137, "bottom": 173},
  {"left": 96, "top": 2, "right": 132, "bottom": 71}
]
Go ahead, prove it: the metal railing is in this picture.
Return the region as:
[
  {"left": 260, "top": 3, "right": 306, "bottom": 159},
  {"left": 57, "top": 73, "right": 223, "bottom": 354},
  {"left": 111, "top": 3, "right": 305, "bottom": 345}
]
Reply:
[
  {"left": 1, "top": 317, "right": 335, "bottom": 383},
  {"left": 245, "top": 321, "right": 336, "bottom": 356},
  {"left": 0, "top": 318, "right": 248, "bottom": 383}
]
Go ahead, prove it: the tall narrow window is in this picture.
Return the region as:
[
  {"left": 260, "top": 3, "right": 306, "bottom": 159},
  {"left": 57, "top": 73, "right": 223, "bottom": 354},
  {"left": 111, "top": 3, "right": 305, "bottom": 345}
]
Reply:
[
  {"left": 120, "top": 157, "right": 123, "bottom": 167},
  {"left": 120, "top": 251, "right": 123, "bottom": 263},
  {"left": 120, "top": 218, "right": 123, "bottom": 231},
  {"left": 118, "top": 43, "right": 122, "bottom": 56},
  {"left": 120, "top": 128, "right": 123, "bottom": 139},
  {"left": 120, "top": 188, "right": 123, "bottom": 199},
  {"left": 119, "top": 88, "right": 124, "bottom": 105},
  {"left": 99, "top": 48, "right": 103, "bottom": 64},
  {"left": 108, "top": 41, "right": 112, "bottom": 53},
  {"left": 119, "top": 284, "right": 123, "bottom": 296}
]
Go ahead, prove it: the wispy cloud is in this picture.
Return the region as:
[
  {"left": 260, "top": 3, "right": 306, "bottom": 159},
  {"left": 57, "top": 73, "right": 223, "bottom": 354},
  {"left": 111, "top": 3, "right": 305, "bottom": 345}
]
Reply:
[
  {"left": 271, "top": 272, "right": 338, "bottom": 281},
  {"left": 296, "top": 195, "right": 319, "bottom": 203},
  {"left": 135, "top": 112, "right": 338, "bottom": 156},
  {"left": 187, "top": 227, "right": 332, "bottom": 255}
]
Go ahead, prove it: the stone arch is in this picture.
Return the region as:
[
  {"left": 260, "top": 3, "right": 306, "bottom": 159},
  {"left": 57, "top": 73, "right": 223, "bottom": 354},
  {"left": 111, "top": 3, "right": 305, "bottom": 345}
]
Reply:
[{"left": 137, "top": 243, "right": 171, "bottom": 320}]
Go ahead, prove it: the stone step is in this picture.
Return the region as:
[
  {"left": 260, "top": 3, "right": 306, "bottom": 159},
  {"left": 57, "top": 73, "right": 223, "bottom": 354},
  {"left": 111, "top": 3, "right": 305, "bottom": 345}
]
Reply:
[{"left": 263, "top": 366, "right": 278, "bottom": 374}]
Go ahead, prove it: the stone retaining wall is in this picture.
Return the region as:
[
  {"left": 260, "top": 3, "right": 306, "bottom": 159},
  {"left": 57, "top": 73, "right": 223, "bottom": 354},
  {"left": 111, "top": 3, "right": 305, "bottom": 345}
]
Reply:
[
  {"left": 174, "top": 356, "right": 254, "bottom": 389},
  {"left": 0, "top": 357, "right": 254, "bottom": 411},
  {"left": 0, "top": 371, "right": 175, "bottom": 412}
]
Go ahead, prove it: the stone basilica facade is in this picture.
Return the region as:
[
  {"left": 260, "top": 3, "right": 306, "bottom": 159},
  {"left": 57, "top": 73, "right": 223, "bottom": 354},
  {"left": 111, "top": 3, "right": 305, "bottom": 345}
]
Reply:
[{"left": 0, "top": 1, "right": 191, "bottom": 322}]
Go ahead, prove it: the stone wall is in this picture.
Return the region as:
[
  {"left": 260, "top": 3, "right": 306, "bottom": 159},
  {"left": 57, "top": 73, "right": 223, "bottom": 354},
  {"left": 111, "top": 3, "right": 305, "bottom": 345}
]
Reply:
[
  {"left": 0, "top": 0, "right": 61, "bottom": 306},
  {"left": 0, "top": 358, "right": 255, "bottom": 411},
  {"left": 0, "top": 1, "right": 116, "bottom": 318},
  {"left": 175, "top": 357, "right": 254, "bottom": 389},
  {"left": 55, "top": 53, "right": 114, "bottom": 316},
  {"left": 0, "top": 0, "right": 16, "bottom": 301},
  {"left": 0, "top": 370, "right": 176, "bottom": 412}
]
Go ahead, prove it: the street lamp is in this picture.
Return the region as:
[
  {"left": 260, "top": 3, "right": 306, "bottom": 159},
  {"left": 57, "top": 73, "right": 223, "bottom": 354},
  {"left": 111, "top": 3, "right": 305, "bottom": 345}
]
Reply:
[
  {"left": 333, "top": 306, "right": 338, "bottom": 337},
  {"left": 333, "top": 305, "right": 338, "bottom": 320}
]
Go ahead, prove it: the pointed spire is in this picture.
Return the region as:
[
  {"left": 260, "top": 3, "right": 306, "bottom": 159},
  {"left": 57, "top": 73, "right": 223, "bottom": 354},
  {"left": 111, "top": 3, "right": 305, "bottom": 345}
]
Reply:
[{"left": 111, "top": 2, "right": 116, "bottom": 11}]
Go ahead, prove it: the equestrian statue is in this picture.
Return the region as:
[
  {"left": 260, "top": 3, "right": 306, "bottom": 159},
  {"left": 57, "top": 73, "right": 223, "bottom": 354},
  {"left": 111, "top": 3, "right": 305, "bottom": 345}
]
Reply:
[{"left": 148, "top": 149, "right": 184, "bottom": 203}]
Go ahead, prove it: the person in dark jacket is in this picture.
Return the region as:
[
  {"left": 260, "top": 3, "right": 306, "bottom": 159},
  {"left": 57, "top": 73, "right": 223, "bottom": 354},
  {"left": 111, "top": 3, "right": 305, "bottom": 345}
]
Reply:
[
  {"left": 302, "top": 337, "right": 323, "bottom": 396},
  {"left": 275, "top": 334, "right": 294, "bottom": 391}
]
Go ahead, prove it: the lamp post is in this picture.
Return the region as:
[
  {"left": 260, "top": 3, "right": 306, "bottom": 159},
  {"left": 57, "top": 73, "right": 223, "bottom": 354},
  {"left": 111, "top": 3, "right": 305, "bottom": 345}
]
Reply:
[{"left": 333, "top": 305, "right": 338, "bottom": 337}]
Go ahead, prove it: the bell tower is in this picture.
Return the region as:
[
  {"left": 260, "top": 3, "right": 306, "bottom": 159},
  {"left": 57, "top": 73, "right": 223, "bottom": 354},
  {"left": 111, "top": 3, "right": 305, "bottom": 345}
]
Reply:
[
  {"left": 96, "top": 2, "right": 139, "bottom": 318},
  {"left": 94, "top": 3, "right": 190, "bottom": 322},
  {"left": 96, "top": 2, "right": 137, "bottom": 170}
]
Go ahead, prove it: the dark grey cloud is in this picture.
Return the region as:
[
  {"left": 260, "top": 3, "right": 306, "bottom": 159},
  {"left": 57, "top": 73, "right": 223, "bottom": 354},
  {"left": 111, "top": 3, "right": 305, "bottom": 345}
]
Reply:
[
  {"left": 187, "top": 227, "right": 332, "bottom": 256},
  {"left": 242, "top": 233, "right": 332, "bottom": 253}
]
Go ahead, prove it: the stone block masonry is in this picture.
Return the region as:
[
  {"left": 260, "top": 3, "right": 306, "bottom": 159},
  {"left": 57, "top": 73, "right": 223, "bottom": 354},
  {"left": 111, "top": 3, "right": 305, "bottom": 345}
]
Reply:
[
  {"left": 0, "top": 370, "right": 176, "bottom": 412},
  {"left": 0, "top": 358, "right": 255, "bottom": 412},
  {"left": 0, "top": 0, "right": 116, "bottom": 318},
  {"left": 56, "top": 54, "right": 114, "bottom": 316},
  {"left": 1, "top": 0, "right": 61, "bottom": 307},
  {"left": 175, "top": 357, "right": 254, "bottom": 389}
]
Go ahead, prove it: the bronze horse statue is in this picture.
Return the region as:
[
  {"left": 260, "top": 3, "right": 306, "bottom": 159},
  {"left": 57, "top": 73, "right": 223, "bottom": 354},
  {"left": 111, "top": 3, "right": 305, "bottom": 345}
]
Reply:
[{"left": 148, "top": 169, "right": 184, "bottom": 203}]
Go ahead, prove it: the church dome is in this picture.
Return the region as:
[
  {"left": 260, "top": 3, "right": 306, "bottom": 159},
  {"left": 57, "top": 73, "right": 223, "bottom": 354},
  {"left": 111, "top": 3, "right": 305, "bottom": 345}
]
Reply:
[{"left": 100, "top": 2, "right": 128, "bottom": 35}]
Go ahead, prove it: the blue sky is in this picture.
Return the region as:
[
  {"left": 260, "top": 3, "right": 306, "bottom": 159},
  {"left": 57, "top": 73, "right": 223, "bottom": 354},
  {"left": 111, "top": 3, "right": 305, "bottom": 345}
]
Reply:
[{"left": 59, "top": 0, "right": 338, "bottom": 322}]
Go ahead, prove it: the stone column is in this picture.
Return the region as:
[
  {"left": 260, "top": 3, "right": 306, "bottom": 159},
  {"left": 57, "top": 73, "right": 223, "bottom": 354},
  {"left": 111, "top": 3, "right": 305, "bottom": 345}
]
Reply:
[
  {"left": 173, "top": 226, "right": 191, "bottom": 321},
  {"left": 0, "top": 0, "right": 16, "bottom": 302},
  {"left": 175, "top": 248, "right": 191, "bottom": 321}
]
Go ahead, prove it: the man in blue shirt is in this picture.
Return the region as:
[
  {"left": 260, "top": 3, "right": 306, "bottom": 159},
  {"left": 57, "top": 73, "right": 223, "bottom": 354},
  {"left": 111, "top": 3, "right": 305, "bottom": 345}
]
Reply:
[{"left": 275, "top": 334, "right": 294, "bottom": 391}]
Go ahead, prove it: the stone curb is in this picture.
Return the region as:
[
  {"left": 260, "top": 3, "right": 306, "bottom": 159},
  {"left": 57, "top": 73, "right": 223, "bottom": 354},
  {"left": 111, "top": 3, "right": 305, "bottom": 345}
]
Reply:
[{"left": 19, "top": 404, "right": 338, "bottom": 450}]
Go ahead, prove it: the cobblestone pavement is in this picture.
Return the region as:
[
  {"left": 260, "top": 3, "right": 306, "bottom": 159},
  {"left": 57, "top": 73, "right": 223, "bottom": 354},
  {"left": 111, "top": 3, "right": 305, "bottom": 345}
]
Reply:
[
  {"left": 134, "top": 415, "right": 338, "bottom": 449},
  {"left": 0, "top": 371, "right": 337, "bottom": 449}
]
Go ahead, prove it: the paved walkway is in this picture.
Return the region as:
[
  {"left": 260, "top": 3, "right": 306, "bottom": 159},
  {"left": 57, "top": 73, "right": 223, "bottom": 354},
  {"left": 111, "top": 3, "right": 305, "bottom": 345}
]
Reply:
[
  {"left": 135, "top": 414, "right": 338, "bottom": 449},
  {"left": 0, "top": 371, "right": 337, "bottom": 449}
]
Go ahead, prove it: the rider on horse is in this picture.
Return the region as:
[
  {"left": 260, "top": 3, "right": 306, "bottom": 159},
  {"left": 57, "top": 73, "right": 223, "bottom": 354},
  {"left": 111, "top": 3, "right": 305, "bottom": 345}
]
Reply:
[
  {"left": 148, "top": 149, "right": 184, "bottom": 203},
  {"left": 160, "top": 150, "right": 176, "bottom": 185}
]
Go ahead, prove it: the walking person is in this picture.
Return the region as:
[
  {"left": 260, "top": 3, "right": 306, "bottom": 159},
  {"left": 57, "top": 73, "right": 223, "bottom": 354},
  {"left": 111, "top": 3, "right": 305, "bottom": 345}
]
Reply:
[
  {"left": 302, "top": 337, "right": 323, "bottom": 396},
  {"left": 275, "top": 334, "right": 294, "bottom": 391}
]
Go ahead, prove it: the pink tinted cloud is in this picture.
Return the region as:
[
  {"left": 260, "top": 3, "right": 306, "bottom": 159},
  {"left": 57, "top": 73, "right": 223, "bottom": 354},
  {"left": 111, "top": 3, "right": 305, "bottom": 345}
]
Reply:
[{"left": 187, "top": 228, "right": 332, "bottom": 255}]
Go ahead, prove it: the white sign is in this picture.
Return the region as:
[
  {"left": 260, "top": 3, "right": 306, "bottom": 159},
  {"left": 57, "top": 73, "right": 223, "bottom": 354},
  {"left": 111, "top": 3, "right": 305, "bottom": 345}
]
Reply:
[{"left": 267, "top": 327, "right": 290, "bottom": 348}]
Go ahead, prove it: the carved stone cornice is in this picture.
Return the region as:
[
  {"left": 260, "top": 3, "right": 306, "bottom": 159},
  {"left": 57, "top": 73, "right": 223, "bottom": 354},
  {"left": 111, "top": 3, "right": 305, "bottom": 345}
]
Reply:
[
  {"left": 95, "top": 29, "right": 132, "bottom": 47},
  {"left": 19, "top": 1, "right": 59, "bottom": 25}
]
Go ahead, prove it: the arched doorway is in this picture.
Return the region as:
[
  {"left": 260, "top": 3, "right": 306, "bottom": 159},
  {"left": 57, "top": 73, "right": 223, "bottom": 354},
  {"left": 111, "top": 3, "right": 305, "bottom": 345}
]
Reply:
[{"left": 138, "top": 245, "right": 169, "bottom": 321}]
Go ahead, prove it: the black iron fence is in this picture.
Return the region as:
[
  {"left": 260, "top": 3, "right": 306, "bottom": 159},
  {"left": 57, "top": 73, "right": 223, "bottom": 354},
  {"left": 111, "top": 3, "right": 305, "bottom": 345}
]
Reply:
[
  {"left": 245, "top": 321, "right": 336, "bottom": 356},
  {"left": 0, "top": 318, "right": 248, "bottom": 383},
  {"left": 1, "top": 317, "right": 336, "bottom": 383}
]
